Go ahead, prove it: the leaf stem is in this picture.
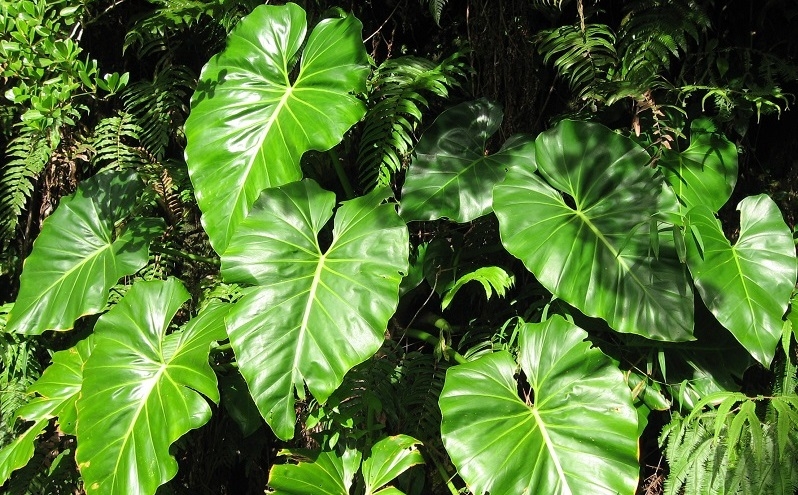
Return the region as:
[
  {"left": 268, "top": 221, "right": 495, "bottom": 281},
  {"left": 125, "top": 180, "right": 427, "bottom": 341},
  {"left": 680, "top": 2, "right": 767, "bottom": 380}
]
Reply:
[
  {"left": 150, "top": 244, "right": 220, "bottom": 266},
  {"left": 429, "top": 453, "right": 460, "bottom": 495},
  {"left": 329, "top": 147, "right": 355, "bottom": 199},
  {"left": 404, "top": 328, "right": 467, "bottom": 364}
]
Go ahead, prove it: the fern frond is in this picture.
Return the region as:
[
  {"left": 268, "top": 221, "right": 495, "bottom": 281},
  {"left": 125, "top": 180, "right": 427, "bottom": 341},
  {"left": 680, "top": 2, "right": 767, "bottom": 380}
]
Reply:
[
  {"left": 393, "top": 349, "right": 449, "bottom": 445},
  {"left": 538, "top": 23, "right": 617, "bottom": 100},
  {"left": 307, "top": 341, "right": 404, "bottom": 449},
  {"left": 124, "top": 0, "right": 259, "bottom": 61},
  {"left": 419, "top": 0, "right": 449, "bottom": 25},
  {"left": 618, "top": 0, "right": 709, "bottom": 83},
  {"left": 0, "top": 132, "right": 52, "bottom": 245},
  {"left": 0, "top": 332, "right": 42, "bottom": 446},
  {"left": 662, "top": 390, "right": 798, "bottom": 494},
  {"left": 121, "top": 65, "right": 195, "bottom": 159},
  {"left": 90, "top": 113, "right": 148, "bottom": 170},
  {"left": 357, "top": 52, "right": 467, "bottom": 190}
]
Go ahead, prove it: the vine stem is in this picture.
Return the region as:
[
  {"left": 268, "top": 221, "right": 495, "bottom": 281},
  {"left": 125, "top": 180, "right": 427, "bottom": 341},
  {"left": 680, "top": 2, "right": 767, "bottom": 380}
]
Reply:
[
  {"left": 150, "top": 244, "right": 220, "bottom": 266},
  {"left": 329, "top": 147, "right": 355, "bottom": 199},
  {"left": 404, "top": 328, "right": 468, "bottom": 365}
]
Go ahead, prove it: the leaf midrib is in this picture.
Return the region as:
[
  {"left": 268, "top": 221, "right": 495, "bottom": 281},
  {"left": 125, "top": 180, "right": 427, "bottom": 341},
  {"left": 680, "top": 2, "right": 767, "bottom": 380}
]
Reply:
[{"left": 531, "top": 407, "right": 573, "bottom": 495}]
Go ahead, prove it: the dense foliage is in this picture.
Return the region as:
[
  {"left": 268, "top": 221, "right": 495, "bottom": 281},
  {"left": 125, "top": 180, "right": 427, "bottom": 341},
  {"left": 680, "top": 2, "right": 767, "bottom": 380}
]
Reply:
[{"left": 1, "top": 1, "right": 797, "bottom": 494}]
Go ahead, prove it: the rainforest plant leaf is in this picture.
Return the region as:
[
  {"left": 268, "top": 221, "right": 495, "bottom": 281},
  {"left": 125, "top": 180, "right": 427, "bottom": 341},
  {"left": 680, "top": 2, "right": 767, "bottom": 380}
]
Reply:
[
  {"left": 75, "top": 279, "right": 228, "bottom": 495},
  {"left": 440, "top": 266, "right": 514, "bottom": 310},
  {"left": 267, "top": 435, "right": 422, "bottom": 495},
  {"left": 184, "top": 2, "right": 369, "bottom": 253},
  {"left": 268, "top": 449, "right": 362, "bottom": 495},
  {"left": 493, "top": 119, "right": 694, "bottom": 341},
  {"left": 0, "top": 337, "right": 90, "bottom": 484},
  {"left": 7, "top": 170, "right": 161, "bottom": 335},
  {"left": 686, "top": 195, "right": 797, "bottom": 366},
  {"left": 361, "top": 435, "right": 424, "bottom": 494},
  {"left": 439, "top": 316, "right": 639, "bottom": 494},
  {"left": 659, "top": 117, "right": 738, "bottom": 212},
  {"left": 222, "top": 180, "right": 408, "bottom": 440},
  {"left": 400, "top": 99, "right": 535, "bottom": 222}
]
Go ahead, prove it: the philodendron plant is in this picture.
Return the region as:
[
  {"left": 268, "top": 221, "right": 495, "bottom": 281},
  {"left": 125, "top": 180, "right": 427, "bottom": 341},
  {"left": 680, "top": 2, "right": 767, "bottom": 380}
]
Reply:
[{"left": 1, "top": 3, "right": 796, "bottom": 495}]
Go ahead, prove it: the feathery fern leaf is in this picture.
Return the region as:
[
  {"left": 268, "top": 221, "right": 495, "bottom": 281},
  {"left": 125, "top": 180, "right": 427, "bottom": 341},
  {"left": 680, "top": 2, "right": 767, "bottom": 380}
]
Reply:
[
  {"left": 419, "top": 0, "right": 449, "bottom": 25},
  {"left": 357, "top": 53, "right": 467, "bottom": 190},
  {"left": 124, "top": 0, "right": 260, "bottom": 61},
  {"left": 90, "top": 113, "right": 148, "bottom": 170},
  {"left": 538, "top": 23, "right": 617, "bottom": 100},
  {"left": 618, "top": 0, "right": 710, "bottom": 83},
  {"left": 662, "top": 390, "right": 798, "bottom": 494},
  {"left": 122, "top": 66, "right": 195, "bottom": 159},
  {"left": 0, "top": 133, "right": 52, "bottom": 246}
]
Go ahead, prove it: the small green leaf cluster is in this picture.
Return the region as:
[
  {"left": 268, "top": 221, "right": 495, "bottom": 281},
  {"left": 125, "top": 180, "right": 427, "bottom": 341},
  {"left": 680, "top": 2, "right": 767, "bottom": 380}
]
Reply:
[{"left": 0, "top": 0, "right": 127, "bottom": 265}]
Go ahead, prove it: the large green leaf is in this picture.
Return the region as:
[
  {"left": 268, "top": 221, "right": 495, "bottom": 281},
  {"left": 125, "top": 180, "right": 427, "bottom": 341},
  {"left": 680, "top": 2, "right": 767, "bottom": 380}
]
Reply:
[
  {"left": 493, "top": 119, "right": 694, "bottom": 341},
  {"left": 686, "top": 195, "right": 797, "bottom": 366},
  {"left": 7, "top": 170, "right": 162, "bottom": 335},
  {"left": 361, "top": 435, "right": 424, "bottom": 494},
  {"left": 75, "top": 279, "right": 228, "bottom": 495},
  {"left": 184, "top": 2, "right": 369, "bottom": 253},
  {"left": 659, "top": 118, "right": 738, "bottom": 213},
  {"left": 0, "top": 337, "right": 90, "bottom": 484},
  {"left": 269, "top": 449, "right": 362, "bottom": 495},
  {"left": 268, "top": 435, "right": 423, "bottom": 495},
  {"left": 222, "top": 180, "right": 408, "bottom": 440},
  {"left": 439, "top": 316, "right": 639, "bottom": 495},
  {"left": 400, "top": 99, "right": 535, "bottom": 222}
]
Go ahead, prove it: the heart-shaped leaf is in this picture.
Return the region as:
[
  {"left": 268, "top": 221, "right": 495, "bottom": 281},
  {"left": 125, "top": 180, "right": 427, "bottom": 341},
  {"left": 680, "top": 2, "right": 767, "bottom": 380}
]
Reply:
[
  {"left": 659, "top": 118, "right": 738, "bottom": 213},
  {"left": 7, "top": 170, "right": 162, "bottom": 335},
  {"left": 268, "top": 435, "right": 423, "bottom": 495},
  {"left": 0, "top": 337, "right": 90, "bottom": 484},
  {"left": 75, "top": 279, "right": 228, "bottom": 495},
  {"left": 439, "top": 316, "right": 639, "bottom": 495},
  {"left": 686, "top": 195, "right": 797, "bottom": 366},
  {"left": 400, "top": 99, "right": 535, "bottom": 222},
  {"left": 185, "top": 2, "right": 369, "bottom": 253},
  {"left": 222, "top": 180, "right": 408, "bottom": 440},
  {"left": 493, "top": 119, "right": 694, "bottom": 341}
]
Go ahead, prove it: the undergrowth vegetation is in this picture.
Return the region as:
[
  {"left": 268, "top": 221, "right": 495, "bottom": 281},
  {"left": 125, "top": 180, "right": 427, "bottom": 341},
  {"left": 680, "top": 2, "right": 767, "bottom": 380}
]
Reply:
[{"left": 1, "top": 1, "right": 797, "bottom": 494}]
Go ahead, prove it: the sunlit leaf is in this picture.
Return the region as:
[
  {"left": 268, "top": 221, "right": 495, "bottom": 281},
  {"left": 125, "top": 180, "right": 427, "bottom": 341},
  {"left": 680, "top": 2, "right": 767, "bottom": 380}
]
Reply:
[
  {"left": 687, "top": 195, "right": 797, "bottom": 366},
  {"left": 7, "top": 170, "right": 161, "bottom": 335},
  {"left": 493, "top": 119, "right": 694, "bottom": 341},
  {"left": 659, "top": 117, "right": 738, "bottom": 213},
  {"left": 76, "top": 280, "right": 228, "bottom": 495},
  {"left": 222, "top": 180, "right": 408, "bottom": 440},
  {"left": 185, "top": 2, "right": 369, "bottom": 253},
  {"left": 0, "top": 337, "right": 90, "bottom": 484},
  {"left": 440, "top": 316, "right": 639, "bottom": 494}
]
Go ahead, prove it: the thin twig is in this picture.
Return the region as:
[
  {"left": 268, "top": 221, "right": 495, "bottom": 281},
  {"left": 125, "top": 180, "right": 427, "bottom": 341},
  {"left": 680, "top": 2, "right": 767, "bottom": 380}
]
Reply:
[{"left": 365, "top": 0, "right": 402, "bottom": 43}]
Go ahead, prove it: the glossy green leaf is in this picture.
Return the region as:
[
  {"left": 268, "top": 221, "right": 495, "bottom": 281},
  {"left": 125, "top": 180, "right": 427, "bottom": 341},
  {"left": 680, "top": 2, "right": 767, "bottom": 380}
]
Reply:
[
  {"left": 222, "top": 180, "right": 408, "bottom": 440},
  {"left": 268, "top": 448, "right": 362, "bottom": 495},
  {"left": 0, "top": 337, "right": 90, "bottom": 484},
  {"left": 686, "top": 195, "right": 797, "bottom": 366},
  {"left": 659, "top": 118, "right": 738, "bottom": 213},
  {"left": 7, "top": 170, "right": 161, "bottom": 335},
  {"left": 184, "top": 2, "right": 369, "bottom": 253},
  {"left": 76, "top": 279, "right": 228, "bottom": 495},
  {"left": 400, "top": 99, "right": 535, "bottom": 222},
  {"left": 362, "top": 435, "right": 424, "bottom": 494},
  {"left": 439, "top": 316, "right": 639, "bottom": 495},
  {"left": 268, "top": 435, "right": 422, "bottom": 495},
  {"left": 440, "top": 266, "right": 514, "bottom": 310},
  {"left": 493, "top": 119, "right": 694, "bottom": 341}
]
